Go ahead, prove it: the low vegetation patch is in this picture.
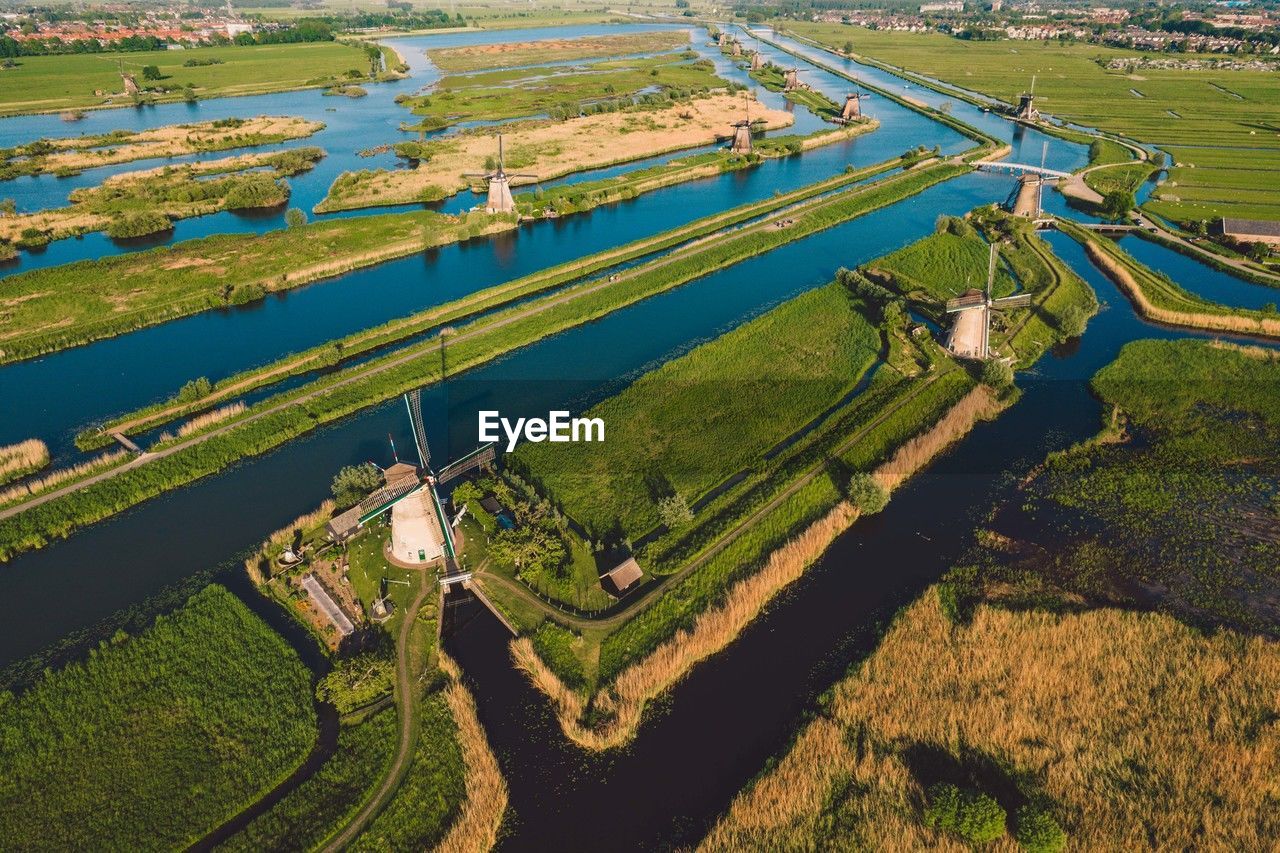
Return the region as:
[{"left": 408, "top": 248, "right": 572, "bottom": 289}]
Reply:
[
  {"left": 0, "top": 585, "right": 316, "bottom": 850},
  {"left": 427, "top": 30, "right": 690, "bottom": 73},
  {"left": 0, "top": 438, "right": 49, "bottom": 486}
]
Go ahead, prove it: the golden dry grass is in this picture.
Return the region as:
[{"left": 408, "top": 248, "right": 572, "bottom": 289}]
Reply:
[
  {"left": 435, "top": 651, "right": 508, "bottom": 853},
  {"left": 0, "top": 447, "right": 128, "bottom": 507},
  {"left": 176, "top": 402, "right": 246, "bottom": 438},
  {"left": 317, "top": 93, "right": 793, "bottom": 212},
  {"left": 702, "top": 592, "right": 1280, "bottom": 850},
  {"left": 241, "top": 499, "right": 335, "bottom": 585},
  {"left": 515, "top": 385, "right": 1004, "bottom": 751},
  {"left": 0, "top": 438, "right": 49, "bottom": 485}
]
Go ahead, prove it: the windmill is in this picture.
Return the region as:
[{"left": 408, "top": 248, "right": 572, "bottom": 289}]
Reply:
[
  {"left": 464, "top": 134, "right": 537, "bottom": 215},
  {"left": 749, "top": 49, "right": 763, "bottom": 71},
  {"left": 783, "top": 67, "right": 802, "bottom": 92},
  {"left": 944, "top": 243, "right": 1031, "bottom": 360},
  {"left": 325, "top": 388, "right": 495, "bottom": 575},
  {"left": 840, "top": 91, "right": 871, "bottom": 122},
  {"left": 1016, "top": 74, "right": 1039, "bottom": 121},
  {"left": 729, "top": 92, "right": 754, "bottom": 154}
]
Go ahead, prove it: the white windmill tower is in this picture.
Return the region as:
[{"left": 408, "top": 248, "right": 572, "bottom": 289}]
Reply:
[{"left": 464, "top": 134, "right": 538, "bottom": 215}]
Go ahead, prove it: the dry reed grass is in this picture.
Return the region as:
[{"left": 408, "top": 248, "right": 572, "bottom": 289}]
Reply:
[
  {"left": 515, "top": 385, "right": 1004, "bottom": 751},
  {"left": 703, "top": 593, "right": 1280, "bottom": 850},
  {"left": 242, "top": 499, "right": 335, "bottom": 585},
  {"left": 0, "top": 438, "right": 49, "bottom": 484},
  {"left": 436, "top": 651, "right": 508, "bottom": 853},
  {"left": 1083, "top": 239, "right": 1280, "bottom": 338},
  {"left": 176, "top": 401, "right": 246, "bottom": 437},
  {"left": 0, "top": 447, "right": 128, "bottom": 506}
]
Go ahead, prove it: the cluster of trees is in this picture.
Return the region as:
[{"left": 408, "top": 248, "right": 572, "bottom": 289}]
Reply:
[
  {"left": 457, "top": 474, "right": 573, "bottom": 580},
  {"left": 331, "top": 462, "right": 382, "bottom": 509}
]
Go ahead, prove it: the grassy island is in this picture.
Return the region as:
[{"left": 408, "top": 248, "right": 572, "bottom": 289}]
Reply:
[
  {"left": 426, "top": 30, "right": 690, "bottom": 73},
  {"left": 0, "top": 585, "right": 316, "bottom": 850},
  {"left": 0, "top": 115, "right": 325, "bottom": 181},
  {"left": 1, "top": 147, "right": 324, "bottom": 247}
]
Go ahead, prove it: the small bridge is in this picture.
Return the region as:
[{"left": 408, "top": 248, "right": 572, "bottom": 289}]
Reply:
[
  {"left": 977, "top": 161, "right": 1072, "bottom": 179},
  {"left": 1078, "top": 222, "right": 1143, "bottom": 233}
]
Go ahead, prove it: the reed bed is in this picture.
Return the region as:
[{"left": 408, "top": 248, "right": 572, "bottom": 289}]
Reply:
[
  {"left": 0, "top": 438, "right": 49, "bottom": 485},
  {"left": 515, "top": 386, "right": 1004, "bottom": 751},
  {"left": 704, "top": 593, "right": 1280, "bottom": 849},
  {"left": 435, "top": 652, "right": 508, "bottom": 853},
  {"left": 0, "top": 447, "right": 128, "bottom": 507},
  {"left": 176, "top": 401, "right": 247, "bottom": 438}
]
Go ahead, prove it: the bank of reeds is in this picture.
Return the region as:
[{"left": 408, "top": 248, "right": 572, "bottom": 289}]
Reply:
[
  {"left": 0, "top": 439, "right": 49, "bottom": 486},
  {"left": 702, "top": 592, "right": 1280, "bottom": 850},
  {"left": 435, "top": 652, "right": 508, "bottom": 853},
  {"left": 242, "top": 499, "right": 335, "bottom": 585},
  {"left": 515, "top": 385, "right": 1003, "bottom": 751},
  {"left": 0, "top": 447, "right": 129, "bottom": 509},
  {"left": 1076, "top": 229, "right": 1280, "bottom": 339},
  {"left": 176, "top": 402, "right": 247, "bottom": 438}
]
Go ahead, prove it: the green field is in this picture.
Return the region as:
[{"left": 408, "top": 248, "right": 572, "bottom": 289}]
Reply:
[
  {"left": 512, "top": 283, "right": 881, "bottom": 539},
  {"left": 403, "top": 51, "right": 726, "bottom": 129},
  {"left": 791, "top": 23, "right": 1280, "bottom": 223},
  {"left": 867, "top": 216, "right": 1015, "bottom": 305},
  {"left": 426, "top": 29, "right": 688, "bottom": 72},
  {"left": 0, "top": 585, "right": 316, "bottom": 850},
  {"left": 0, "top": 41, "right": 376, "bottom": 116}
]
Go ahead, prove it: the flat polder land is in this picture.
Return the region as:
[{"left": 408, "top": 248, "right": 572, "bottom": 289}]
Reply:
[
  {"left": 0, "top": 41, "right": 380, "bottom": 116},
  {"left": 791, "top": 23, "right": 1280, "bottom": 224}
]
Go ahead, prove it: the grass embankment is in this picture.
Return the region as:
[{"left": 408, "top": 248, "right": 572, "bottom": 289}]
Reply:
[
  {"left": 749, "top": 61, "right": 842, "bottom": 120},
  {"left": 405, "top": 48, "right": 722, "bottom": 130},
  {"left": 321, "top": 91, "right": 792, "bottom": 212},
  {"left": 1061, "top": 220, "right": 1280, "bottom": 338},
  {"left": 959, "top": 338, "right": 1280, "bottom": 635},
  {"left": 0, "top": 115, "right": 324, "bottom": 181},
  {"left": 84, "top": 156, "right": 905, "bottom": 449},
  {"left": 0, "top": 160, "right": 966, "bottom": 562},
  {"left": 1, "top": 147, "right": 324, "bottom": 247},
  {"left": 0, "top": 42, "right": 385, "bottom": 117},
  {"left": 512, "top": 283, "right": 882, "bottom": 539},
  {"left": 427, "top": 29, "right": 689, "bottom": 73},
  {"left": 701, "top": 588, "right": 1280, "bottom": 850},
  {"left": 511, "top": 380, "right": 1006, "bottom": 750},
  {"left": 0, "top": 585, "right": 317, "bottom": 850},
  {"left": 789, "top": 22, "right": 1280, "bottom": 225},
  {"left": 0, "top": 206, "right": 515, "bottom": 366},
  {"left": 1083, "top": 160, "right": 1158, "bottom": 198},
  {"left": 0, "top": 439, "right": 49, "bottom": 486},
  {"left": 867, "top": 216, "right": 1017, "bottom": 306}
]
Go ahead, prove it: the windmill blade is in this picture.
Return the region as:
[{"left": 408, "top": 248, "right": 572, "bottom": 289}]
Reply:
[
  {"left": 985, "top": 242, "right": 998, "bottom": 301},
  {"left": 991, "top": 293, "right": 1032, "bottom": 309},
  {"left": 946, "top": 292, "right": 987, "bottom": 312},
  {"left": 404, "top": 390, "right": 431, "bottom": 472}
]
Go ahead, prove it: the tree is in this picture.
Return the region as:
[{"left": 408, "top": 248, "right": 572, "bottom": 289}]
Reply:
[
  {"left": 1247, "top": 241, "right": 1270, "bottom": 263},
  {"left": 657, "top": 493, "right": 693, "bottom": 528},
  {"left": 330, "top": 462, "right": 382, "bottom": 509},
  {"left": 923, "top": 782, "right": 1007, "bottom": 845},
  {"left": 175, "top": 376, "right": 211, "bottom": 403},
  {"left": 848, "top": 472, "right": 889, "bottom": 514},
  {"left": 843, "top": 40, "right": 854, "bottom": 53},
  {"left": 1059, "top": 304, "right": 1088, "bottom": 338},
  {"left": 141, "top": 64, "right": 161, "bottom": 80},
  {"left": 316, "top": 653, "right": 394, "bottom": 714},
  {"left": 285, "top": 207, "right": 307, "bottom": 228},
  {"left": 1014, "top": 804, "right": 1067, "bottom": 853},
  {"left": 981, "top": 358, "right": 1014, "bottom": 388},
  {"left": 1100, "top": 189, "right": 1135, "bottom": 219},
  {"left": 450, "top": 480, "right": 482, "bottom": 508},
  {"left": 490, "top": 525, "right": 566, "bottom": 576}
]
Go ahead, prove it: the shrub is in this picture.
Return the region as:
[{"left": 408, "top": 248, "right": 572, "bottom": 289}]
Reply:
[
  {"left": 847, "top": 472, "right": 888, "bottom": 514},
  {"left": 331, "top": 462, "right": 382, "bottom": 509},
  {"left": 923, "top": 782, "right": 1007, "bottom": 845},
  {"left": 316, "top": 653, "right": 394, "bottom": 714},
  {"left": 981, "top": 359, "right": 1014, "bottom": 388},
  {"left": 1059, "top": 304, "right": 1088, "bottom": 338},
  {"left": 658, "top": 493, "right": 693, "bottom": 529},
  {"left": 106, "top": 210, "right": 172, "bottom": 239},
  {"left": 224, "top": 174, "right": 289, "bottom": 210},
  {"left": 285, "top": 207, "right": 307, "bottom": 228},
  {"left": 1015, "top": 804, "right": 1067, "bottom": 853},
  {"left": 176, "top": 376, "right": 212, "bottom": 403}
]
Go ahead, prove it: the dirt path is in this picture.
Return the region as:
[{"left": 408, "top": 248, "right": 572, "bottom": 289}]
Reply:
[
  {"left": 321, "top": 576, "right": 431, "bottom": 851},
  {"left": 473, "top": 366, "right": 954, "bottom": 632},
  {"left": 0, "top": 163, "right": 932, "bottom": 528}
]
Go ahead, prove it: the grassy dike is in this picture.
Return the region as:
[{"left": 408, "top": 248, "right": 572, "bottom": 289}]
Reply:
[
  {"left": 1059, "top": 221, "right": 1280, "bottom": 339},
  {"left": 0, "top": 119, "right": 872, "bottom": 368},
  {"left": 81, "top": 150, "right": 901, "bottom": 451},
  {"left": 0, "top": 160, "right": 969, "bottom": 561}
]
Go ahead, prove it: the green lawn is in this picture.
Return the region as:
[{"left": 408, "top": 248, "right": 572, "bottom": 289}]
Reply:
[
  {"left": 791, "top": 23, "right": 1280, "bottom": 224},
  {"left": 513, "top": 282, "right": 882, "bottom": 540},
  {"left": 0, "top": 42, "right": 375, "bottom": 116},
  {"left": 867, "top": 217, "right": 1016, "bottom": 305},
  {"left": 0, "top": 585, "right": 316, "bottom": 850}
]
